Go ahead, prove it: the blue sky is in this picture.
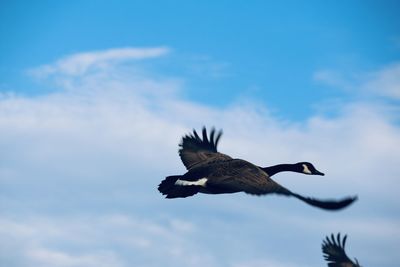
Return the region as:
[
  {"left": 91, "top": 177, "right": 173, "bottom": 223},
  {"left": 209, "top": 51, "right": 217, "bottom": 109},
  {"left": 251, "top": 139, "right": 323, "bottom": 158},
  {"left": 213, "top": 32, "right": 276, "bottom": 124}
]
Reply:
[
  {"left": 0, "top": 1, "right": 400, "bottom": 267},
  {"left": 1, "top": 0, "right": 399, "bottom": 118}
]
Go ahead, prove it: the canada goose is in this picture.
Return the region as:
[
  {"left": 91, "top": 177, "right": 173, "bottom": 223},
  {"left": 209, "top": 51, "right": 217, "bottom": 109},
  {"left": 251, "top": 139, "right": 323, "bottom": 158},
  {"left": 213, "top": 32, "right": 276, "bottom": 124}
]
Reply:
[
  {"left": 322, "top": 233, "right": 361, "bottom": 267},
  {"left": 158, "top": 127, "right": 357, "bottom": 210}
]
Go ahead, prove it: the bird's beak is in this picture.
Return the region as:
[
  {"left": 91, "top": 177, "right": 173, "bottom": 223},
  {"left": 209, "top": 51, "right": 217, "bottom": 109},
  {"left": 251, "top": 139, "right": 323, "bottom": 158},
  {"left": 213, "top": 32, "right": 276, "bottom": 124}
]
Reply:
[{"left": 315, "top": 170, "right": 325, "bottom": 176}]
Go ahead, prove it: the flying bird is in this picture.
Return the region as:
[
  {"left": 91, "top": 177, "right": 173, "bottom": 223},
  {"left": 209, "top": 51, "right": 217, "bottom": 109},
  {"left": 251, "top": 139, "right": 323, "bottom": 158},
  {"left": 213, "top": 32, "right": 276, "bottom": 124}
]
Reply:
[
  {"left": 322, "top": 233, "right": 361, "bottom": 267},
  {"left": 158, "top": 127, "right": 357, "bottom": 210}
]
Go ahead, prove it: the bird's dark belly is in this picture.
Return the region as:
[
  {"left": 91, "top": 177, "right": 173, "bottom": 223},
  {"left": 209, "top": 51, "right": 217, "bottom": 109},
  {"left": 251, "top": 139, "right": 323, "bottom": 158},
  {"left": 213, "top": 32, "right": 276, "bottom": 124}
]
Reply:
[
  {"left": 199, "top": 183, "right": 241, "bottom": 194},
  {"left": 182, "top": 159, "right": 261, "bottom": 195}
]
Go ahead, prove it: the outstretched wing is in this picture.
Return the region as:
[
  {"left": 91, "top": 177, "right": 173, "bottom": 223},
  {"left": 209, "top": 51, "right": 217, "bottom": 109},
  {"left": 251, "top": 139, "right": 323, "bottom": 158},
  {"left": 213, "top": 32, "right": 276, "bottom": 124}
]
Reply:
[
  {"left": 322, "top": 233, "right": 360, "bottom": 267},
  {"left": 179, "top": 127, "right": 231, "bottom": 170}
]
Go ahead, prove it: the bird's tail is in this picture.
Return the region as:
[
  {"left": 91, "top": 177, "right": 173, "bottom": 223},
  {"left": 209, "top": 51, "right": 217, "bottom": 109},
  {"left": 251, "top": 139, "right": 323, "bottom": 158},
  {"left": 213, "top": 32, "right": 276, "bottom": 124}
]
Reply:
[
  {"left": 278, "top": 187, "right": 358, "bottom": 210},
  {"left": 158, "top": 175, "right": 200, "bottom": 199}
]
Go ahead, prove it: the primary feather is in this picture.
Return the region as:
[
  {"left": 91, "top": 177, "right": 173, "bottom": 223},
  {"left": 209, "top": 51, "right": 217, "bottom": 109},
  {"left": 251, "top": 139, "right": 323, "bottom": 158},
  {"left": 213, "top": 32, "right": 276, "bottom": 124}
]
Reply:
[{"left": 322, "top": 233, "right": 361, "bottom": 267}]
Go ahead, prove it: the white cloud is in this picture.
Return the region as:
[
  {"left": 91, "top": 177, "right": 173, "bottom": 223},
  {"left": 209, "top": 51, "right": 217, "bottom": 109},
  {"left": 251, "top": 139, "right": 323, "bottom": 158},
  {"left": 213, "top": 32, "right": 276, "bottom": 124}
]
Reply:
[
  {"left": 233, "top": 259, "right": 309, "bottom": 267},
  {"left": 362, "top": 63, "right": 400, "bottom": 99},
  {"left": 313, "top": 69, "right": 352, "bottom": 90},
  {"left": 314, "top": 62, "right": 400, "bottom": 100},
  {"left": 26, "top": 248, "right": 123, "bottom": 267},
  {"left": 1, "top": 48, "right": 400, "bottom": 267},
  {"left": 29, "top": 47, "right": 170, "bottom": 77},
  {"left": 0, "top": 215, "right": 220, "bottom": 267}
]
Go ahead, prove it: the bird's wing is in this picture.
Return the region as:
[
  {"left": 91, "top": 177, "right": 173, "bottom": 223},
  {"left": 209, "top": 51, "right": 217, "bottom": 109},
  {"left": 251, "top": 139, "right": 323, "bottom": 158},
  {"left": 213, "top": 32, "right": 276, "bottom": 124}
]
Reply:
[
  {"left": 179, "top": 127, "right": 232, "bottom": 170},
  {"left": 322, "top": 233, "right": 359, "bottom": 267},
  {"left": 206, "top": 160, "right": 282, "bottom": 195}
]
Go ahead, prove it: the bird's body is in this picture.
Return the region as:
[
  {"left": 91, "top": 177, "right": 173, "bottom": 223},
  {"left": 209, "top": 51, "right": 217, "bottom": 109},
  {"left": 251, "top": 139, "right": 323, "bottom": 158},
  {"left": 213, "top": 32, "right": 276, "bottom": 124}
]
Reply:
[
  {"left": 176, "top": 158, "right": 285, "bottom": 195},
  {"left": 158, "top": 127, "right": 357, "bottom": 210}
]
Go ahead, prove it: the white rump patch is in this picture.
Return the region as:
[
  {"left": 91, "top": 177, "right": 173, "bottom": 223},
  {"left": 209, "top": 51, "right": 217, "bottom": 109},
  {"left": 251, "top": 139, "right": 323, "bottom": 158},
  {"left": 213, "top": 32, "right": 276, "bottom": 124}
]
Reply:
[
  {"left": 175, "top": 178, "right": 208, "bottom": 187},
  {"left": 302, "top": 164, "right": 312, "bottom": 174}
]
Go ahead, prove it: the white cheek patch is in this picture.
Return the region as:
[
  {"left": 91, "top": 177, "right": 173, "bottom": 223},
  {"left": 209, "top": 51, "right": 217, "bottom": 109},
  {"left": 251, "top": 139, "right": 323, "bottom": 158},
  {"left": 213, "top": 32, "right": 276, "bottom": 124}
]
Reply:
[
  {"left": 175, "top": 178, "right": 208, "bottom": 187},
  {"left": 302, "top": 164, "right": 312, "bottom": 174}
]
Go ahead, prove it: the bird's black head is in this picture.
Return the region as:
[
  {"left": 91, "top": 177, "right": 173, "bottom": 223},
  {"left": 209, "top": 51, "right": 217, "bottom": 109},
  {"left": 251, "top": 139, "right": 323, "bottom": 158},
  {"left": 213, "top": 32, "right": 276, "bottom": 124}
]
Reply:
[{"left": 296, "top": 162, "right": 325, "bottom": 176}]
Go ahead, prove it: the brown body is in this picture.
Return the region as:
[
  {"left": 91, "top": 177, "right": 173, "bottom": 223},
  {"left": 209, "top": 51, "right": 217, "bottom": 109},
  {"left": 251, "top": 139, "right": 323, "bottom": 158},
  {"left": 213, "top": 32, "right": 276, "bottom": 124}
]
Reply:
[{"left": 185, "top": 158, "right": 286, "bottom": 195}]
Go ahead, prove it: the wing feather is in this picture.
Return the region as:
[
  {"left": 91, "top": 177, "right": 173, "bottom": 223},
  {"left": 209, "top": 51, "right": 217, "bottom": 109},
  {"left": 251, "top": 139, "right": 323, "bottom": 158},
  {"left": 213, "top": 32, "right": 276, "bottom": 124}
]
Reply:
[
  {"left": 322, "top": 233, "right": 360, "bottom": 267},
  {"left": 179, "top": 127, "right": 231, "bottom": 170}
]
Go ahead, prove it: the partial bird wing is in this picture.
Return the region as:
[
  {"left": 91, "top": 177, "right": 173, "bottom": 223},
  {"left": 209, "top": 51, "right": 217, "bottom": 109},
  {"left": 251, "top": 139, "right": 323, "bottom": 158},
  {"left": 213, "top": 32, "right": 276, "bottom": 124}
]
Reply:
[
  {"left": 322, "top": 233, "right": 360, "bottom": 267},
  {"left": 179, "top": 127, "right": 232, "bottom": 170}
]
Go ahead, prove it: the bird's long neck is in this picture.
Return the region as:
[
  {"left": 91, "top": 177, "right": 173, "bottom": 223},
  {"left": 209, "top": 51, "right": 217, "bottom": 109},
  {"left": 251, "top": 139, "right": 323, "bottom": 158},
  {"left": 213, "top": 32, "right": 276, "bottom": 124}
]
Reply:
[{"left": 261, "top": 164, "right": 299, "bottom": 176}]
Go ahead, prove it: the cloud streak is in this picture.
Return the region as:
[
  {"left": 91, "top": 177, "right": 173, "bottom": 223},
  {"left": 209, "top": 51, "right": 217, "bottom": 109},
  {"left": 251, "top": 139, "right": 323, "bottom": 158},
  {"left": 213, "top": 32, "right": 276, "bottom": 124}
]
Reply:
[
  {"left": 29, "top": 47, "right": 170, "bottom": 77},
  {"left": 314, "top": 62, "right": 400, "bottom": 100},
  {"left": 362, "top": 63, "right": 400, "bottom": 99}
]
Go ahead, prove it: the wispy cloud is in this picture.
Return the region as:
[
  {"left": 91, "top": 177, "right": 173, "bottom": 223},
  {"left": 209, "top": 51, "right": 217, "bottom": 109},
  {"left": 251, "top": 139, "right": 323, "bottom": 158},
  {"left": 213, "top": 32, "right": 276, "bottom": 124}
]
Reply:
[
  {"left": 29, "top": 47, "right": 170, "bottom": 78},
  {"left": 313, "top": 69, "right": 352, "bottom": 90},
  {"left": 232, "top": 259, "right": 309, "bottom": 267},
  {"left": 1, "top": 47, "right": 400, "bottom": 267},
  {"left": 314, "top": 62, "right": 400, "bottom": 100},
  {"left": 362, "top": 63, "right": 400, "bottom": 99},
  {"left": 26, "top": 248, "right": 123, "bottom": 267},
  {"left": 0, "top": 215, "right": 217, "bottom": 267}
]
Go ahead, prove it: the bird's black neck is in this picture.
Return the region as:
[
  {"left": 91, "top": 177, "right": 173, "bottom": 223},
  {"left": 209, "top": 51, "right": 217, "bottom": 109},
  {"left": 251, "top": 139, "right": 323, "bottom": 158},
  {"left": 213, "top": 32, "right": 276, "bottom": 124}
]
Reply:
[{"left": 261, "top": 164, "right": 299, "bottom": 176}]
